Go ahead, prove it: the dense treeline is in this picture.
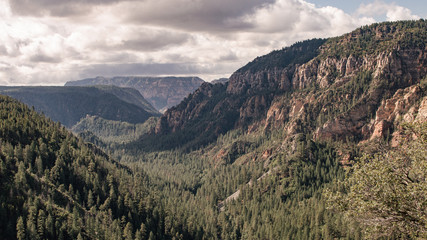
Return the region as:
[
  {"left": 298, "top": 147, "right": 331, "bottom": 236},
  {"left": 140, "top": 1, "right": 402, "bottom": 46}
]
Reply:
[
  {"left": 103, "top": 20, "right": 425, "bottom": 240},
  {"left": 1, "top": 20, "right": 426, "bottom": 240},
  {"left": 0, "top": 93, "right": 356, "bottom": 239},
  {"left": 0, "top": 95, "right": 184, "bottom": 240},
  {"left": 321, "top": 19, "right": 426, "bottom": 58},
  {"left": 72, "top": 116, "right": 158, "bottom": 144},
  {"left": 3, "top": 90, "right": 424, "bottom": 239},
  {"left": 0, "top": 86, "right": 159, "bottom": 128},
  {"left": 237, "top": 38, "right": 326, "bottom": 73}
]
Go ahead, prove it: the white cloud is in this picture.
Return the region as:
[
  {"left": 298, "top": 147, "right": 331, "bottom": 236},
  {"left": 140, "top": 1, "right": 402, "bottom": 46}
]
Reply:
[
  {"left": 385, "top": 6, "right": 419, "bottom": 21},
  {"left": 0, "top": 0, "right": 421, "bottom": 85},
  {"left": 356, "top": 0, "right": 420, "bottom": 21}
]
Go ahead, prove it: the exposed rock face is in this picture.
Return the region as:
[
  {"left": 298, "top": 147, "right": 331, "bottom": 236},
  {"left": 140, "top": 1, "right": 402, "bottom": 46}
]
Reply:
[
  {"left": 372, "top": 86, "right": 423, "bottom": 137},
  {"left": 213, "top": 140, "right": 255, "bottom": 165},
  {"left": 416, "top": 97, "right": 427, "bottom": 121},
  {"left": 155, "top": 83, "right": 233, "bottom": 134},
  {"left": 226, "top": 39, "right": 326, "bottom": 95},
  {"left": 262, "top": 43, "right": 426, "bottom": 142},
  {"left": 66, "top": 76, "right": 205, "bottom": 112},
  {"left": 227, "top": 67, "right": 294, "bottom": 95},
  {"left": 238, "top": 94, "right": 270, "bottom": 126},
  {"left": 150, "top": 20, "right": 427, "bottom": 149},
  {"left": 313, "top": 49, "right": 426, "bottom": 141},
  {"left": 156, "top": 40, "right": 326, "bottom": 139}
]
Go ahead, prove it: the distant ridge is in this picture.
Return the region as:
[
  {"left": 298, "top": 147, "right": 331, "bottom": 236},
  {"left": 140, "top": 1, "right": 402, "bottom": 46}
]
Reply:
[
  {"left": 0, "top": 85, "right": 160, "bottom": 127},
  {"left": 211, "top": 78, "right": 229, "bottom": 85},
  {"left": 66, "top": 76, "right": 205, "bottom": 112}
]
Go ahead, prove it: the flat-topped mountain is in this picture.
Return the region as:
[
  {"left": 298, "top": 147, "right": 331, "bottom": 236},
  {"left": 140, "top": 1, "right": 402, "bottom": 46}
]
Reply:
[
  {"left": 0, "top": 85, "right": 160, "bottom": 128},
  {"left": 66, "top": 76, "right": 205, "bottom": 112}
]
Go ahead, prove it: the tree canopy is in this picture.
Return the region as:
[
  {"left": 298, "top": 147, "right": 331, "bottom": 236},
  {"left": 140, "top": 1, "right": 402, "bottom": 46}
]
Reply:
[{"left": 326, "top": 122, "right": 427, "bottom": 239}]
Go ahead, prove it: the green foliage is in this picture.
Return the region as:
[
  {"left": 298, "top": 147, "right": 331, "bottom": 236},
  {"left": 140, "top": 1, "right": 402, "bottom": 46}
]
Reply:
[
  {"left": 312, "top": 70, "right": 375, "bottom": 133},
  {"left": 137, "top": 21, "right": 426, "bottom": 151},
  {"left": 2, "top": 19, "right": 426, "bottom": 240},
  {"left": 325, "top": 122, "right": 427, "bottom": 239},
  {"left": 237, "top": 39, "right": 326, "bottom": 73},
  {"left": 100, "top": 119, "right": 358, "bottom": 239},
  {"left": 16, "top": 216, "right": 25, "bottom": 240},
  {"left": 132, "top": 82, "right": 239, "bottom": 151},
  {"left": 0, "top": 95, "right": 170, "bottom": 240},
  {"left": 96, "top": 20, "right": 425, "bottom": 240},
  {"left": 212, "top": 139, "right": 350, "bottom": 240},
  {"left": 72, "top": 115, "right": 158, "bottom": 144},
  {"left": 0, "top": 85, "right": 159, "bottom": 127},
  {"left": 321, "top": 20, "right": 427, "bottom": 58}
]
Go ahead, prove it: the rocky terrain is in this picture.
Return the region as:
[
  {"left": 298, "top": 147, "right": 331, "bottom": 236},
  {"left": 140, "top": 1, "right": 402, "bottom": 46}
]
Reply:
[
  {"left": 152, "top": 20, "right": 427, "bottom": 151},
  {"left": 2, "top": 20, "right": 426, "bottom": 240},
  {"left": 66, "top": 76, "right": 204, "bottom": 112}
]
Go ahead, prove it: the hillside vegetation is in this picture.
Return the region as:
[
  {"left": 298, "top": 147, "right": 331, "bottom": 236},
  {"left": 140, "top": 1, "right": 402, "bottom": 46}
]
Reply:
[
  {"left": 1, "top": 20, "right": 426, "bottom": 240},
  {"left": 72, "top": 116, "right": 158, "bottom": 144},
  {"left": 109, "top": 20, "right": 427, "bottom": 239},
  {"left": 0, "top": 95, "right": 197, "bottom": 240},
  {"left": 0, "top": 86, "right": 159, "bottom": 128}
]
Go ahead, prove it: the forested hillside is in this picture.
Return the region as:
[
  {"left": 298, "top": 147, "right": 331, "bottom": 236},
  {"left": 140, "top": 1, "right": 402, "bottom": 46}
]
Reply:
[
  {"left": 0, "top": 95, "right": 187, "bottom": 240},
  {"left": 0, "top": 86, "right": 160, "bottom": 128},
  {"left": 101, "top": 20, "right": 426, "bottom": 239},
  {"left": 1, "top": 20, "right": 426, "bottom": 240},
  {"left": 72, "top": 116, "right": 158, "bottom": 144}
]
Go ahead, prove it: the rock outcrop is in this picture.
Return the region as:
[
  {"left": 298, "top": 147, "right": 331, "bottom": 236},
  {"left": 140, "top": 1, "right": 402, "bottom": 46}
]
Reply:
[
  {"left": 149, "top": 20, "right": 427, "bottom": 149},
  {"left": 313, "top": 48, "right": 426, "bottom": 141}
]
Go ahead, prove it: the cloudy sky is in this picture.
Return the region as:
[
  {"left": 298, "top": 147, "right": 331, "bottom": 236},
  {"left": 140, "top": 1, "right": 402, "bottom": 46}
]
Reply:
[{"left": 0, "top": 0, "right": 424, "bottom": 85}]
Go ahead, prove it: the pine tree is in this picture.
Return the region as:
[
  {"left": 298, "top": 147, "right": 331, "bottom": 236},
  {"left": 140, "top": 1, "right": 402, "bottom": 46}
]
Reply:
[
  {"left": 37, "top": 209, "right": 46, "bottom": 239},
  {"left": 14, "top": 161, "right": 27, "bottom": 188},
  {"left": 16, "top": 216, "right": 26, "bottom": 240},
  {"left": 46, "top": 213, "right": 55, "bottom": 237},
  {"left": 139, "top": 223, "right": 147, "bottom": 239},
  {"left": 35, "top": 156, "right": 43, "bottom": 176},
  {"left": 148, "top": 231, "right": 155, "bottom": 240},
  {"left": 123, "top": 222, "right": 134, "bottom": 240},
  {"left": 77, "top": 233, "right": 84, "bottom": 240},
  {"left": 87, "top": 189, "right": 94, "bottom": 208}
]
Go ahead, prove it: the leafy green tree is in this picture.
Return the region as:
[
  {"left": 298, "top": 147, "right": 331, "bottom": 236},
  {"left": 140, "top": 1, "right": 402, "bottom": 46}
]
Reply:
[{"left": 326, "top": 122, "right": 427, "bottom": 239}]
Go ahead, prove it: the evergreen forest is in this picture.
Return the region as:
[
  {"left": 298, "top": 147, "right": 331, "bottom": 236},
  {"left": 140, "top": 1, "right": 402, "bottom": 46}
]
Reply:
[{"left": 0, "top": 20, "right": 426, "bottom": 240}]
